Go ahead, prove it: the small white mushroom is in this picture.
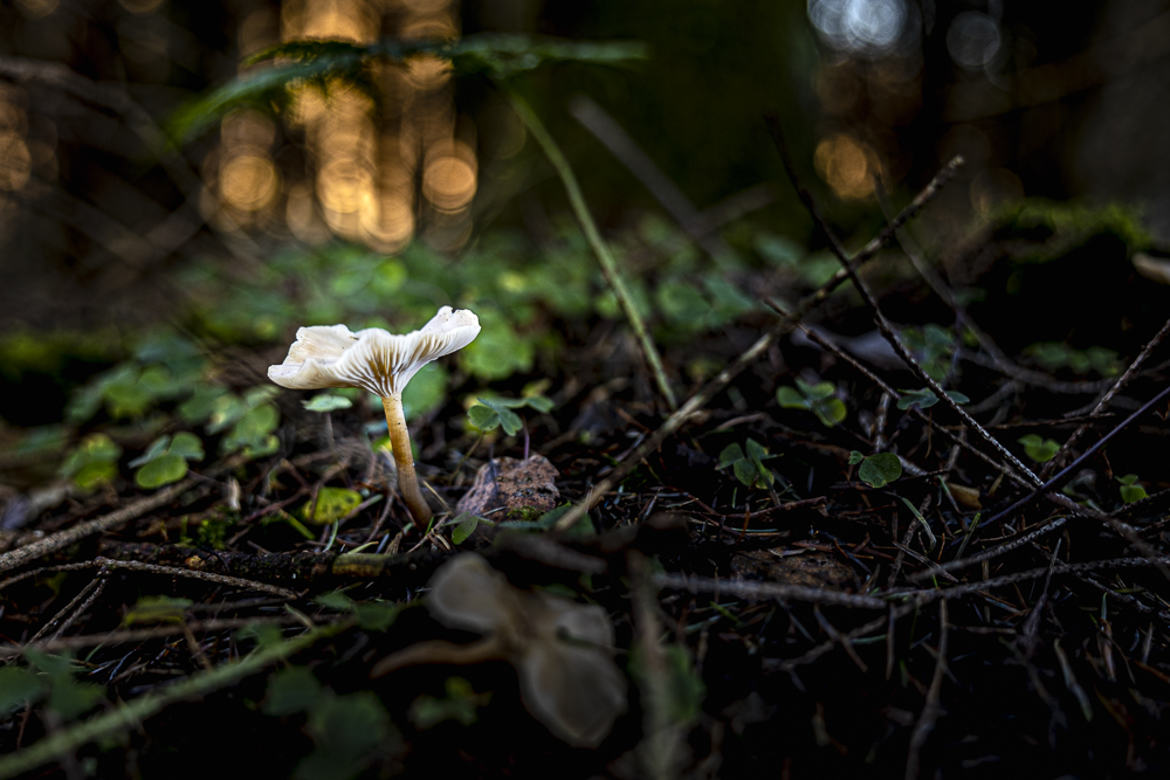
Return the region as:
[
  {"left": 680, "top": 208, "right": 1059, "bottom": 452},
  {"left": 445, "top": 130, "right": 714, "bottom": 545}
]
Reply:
[
  {"left": 268, "top": 306, "right": 480, "bottom": 524},
  {"left": 425, "top": 554, "right": 626, "bottom": 747}
]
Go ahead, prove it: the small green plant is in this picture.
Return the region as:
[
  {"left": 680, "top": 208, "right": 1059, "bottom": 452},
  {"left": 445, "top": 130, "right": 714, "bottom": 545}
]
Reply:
[
  {"left": 849, "top": 451, "right": 903, "bottom": 488},
  {"left": 776, "top": 378, "right": 846, "bottom": 427},
  {"left": 901, "top": 324, "right": 956, "bottom": 382},
  {"left": 302, "top": 393, "right": 353, "bottom": 413},
  {"left": 897, "top": 387, "right": 970, "bottom": 411},
  {"left": 59, "top": 433, "right": 122, "bottom": 490},
  {"left": 410, "top": 677, "right": 490, "bottom": 729},
  {"left": 299, "top": 487, "right": 364, "bottom": 526},
  {"left": 1117, "top": 474, "right": 1148, "bottom": 504},
  {"left": 1024, "top": 342, "right": 1120, "bottom": 376},
  {"left": 467, "top": 394, "right": 553, "bottom": 436},
  {"left": 263, "top": 665, "right": 398, "bottom": 780},
  {"left": 130, "top": 432, "right": 205, "bottom": 488},
  {"left": 718, "top": 439, "right": 776, "bottom": 489},
  {"left": 1018, "top": 434, "right": 1059, "bottom": 463}
]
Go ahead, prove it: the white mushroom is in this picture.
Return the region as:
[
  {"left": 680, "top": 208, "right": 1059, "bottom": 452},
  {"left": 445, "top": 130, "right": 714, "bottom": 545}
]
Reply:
[
  {"left": 425, "top": 554, "right": 626, "bottom": 747},
  {"left": 268, "top": 306, "right": 480, "bottom": 524}
]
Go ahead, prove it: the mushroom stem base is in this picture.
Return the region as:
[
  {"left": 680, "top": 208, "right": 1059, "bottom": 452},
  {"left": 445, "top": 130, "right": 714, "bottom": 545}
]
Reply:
[{"left": 381, "top": 394, "right": 433, "bottom": 525}]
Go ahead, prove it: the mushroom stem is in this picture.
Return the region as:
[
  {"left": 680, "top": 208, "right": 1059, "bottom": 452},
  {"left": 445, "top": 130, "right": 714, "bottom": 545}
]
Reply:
[{"left": 381, "top": 394, "right": 433, "bottom": 525}]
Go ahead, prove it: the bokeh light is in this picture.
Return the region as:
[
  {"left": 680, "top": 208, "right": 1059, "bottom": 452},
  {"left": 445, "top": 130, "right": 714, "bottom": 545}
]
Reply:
[
  {"left": 808, "top": 0, "right": 908, "bottom": 55},
  {"left": 0, "top": 133, "right": 32, "bottom": 191},
  {"left": 814, "top": 133, "right": 876, "bottom": 200},
  {"left": 947, "top": 12, "right": 1002, "bottom": 70},
  {"left": 219, "top": 153, "right": 279, "bottom": 212}
]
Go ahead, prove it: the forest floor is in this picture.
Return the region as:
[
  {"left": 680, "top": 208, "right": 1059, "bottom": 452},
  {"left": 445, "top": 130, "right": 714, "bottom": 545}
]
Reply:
[{"left": 3, "top": 160, "right": 1170, "bottom": 779}]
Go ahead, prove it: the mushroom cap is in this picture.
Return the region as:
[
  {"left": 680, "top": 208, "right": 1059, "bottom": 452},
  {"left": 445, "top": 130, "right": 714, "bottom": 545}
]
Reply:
[
  {"left": 426, "top": 553, "right": 626, "bottom": 747},
  {"left": 267, "top": 306, "right": 480, "bottom": 397}
]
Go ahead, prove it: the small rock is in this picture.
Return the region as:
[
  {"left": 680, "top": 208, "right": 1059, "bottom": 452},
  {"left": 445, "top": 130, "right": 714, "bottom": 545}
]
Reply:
[{"left": 457, "top": 455, "right": 560, "bottom": 520}]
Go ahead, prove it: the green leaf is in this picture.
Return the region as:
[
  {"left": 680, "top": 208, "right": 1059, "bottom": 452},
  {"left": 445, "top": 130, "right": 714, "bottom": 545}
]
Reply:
[
  {"left": 129, "top": 435, "right": 171, "bottom": 467},
  {"left": 467, "top": 403, "right": 501, "bottom": 432},
  {"left": 848, "top": 450, "right": 864, "bottom": 465},
  {"left": 264, "top": 666, "right": 325, "bottom": 716},
  {"left": 223, "top": 402, "right": 280, "bottom": 453},
  {"left": 300, "top": 487, "right": 363, "bottom": 525},
  {"left": 1018, "top": 434, "right": 1059, "bottom": 463},
  {"left": 305, "top": 691, "right": 389, "bottom": 757},
  {"left": 303, "top": 394, "right": 353, "bottom": 413},
  {"left": 0, "top": 667, "right": 47, "bottom": 715},
  {"left": 410, "top": 677, "right": 487, "bottom": 729},
  {"left": 776, "top": 385, "right": 808, "bottom": 409},
  {"left": 314, "top": 590, "right": 356, "bottom": 611},
  {"left": 717, "top": 443, "right": 745, "bottom": 469},
  {"left": 521, "top": 395, "right": 554, "bottom": 413},
  {"left": 168, "top": 432, "right": 205, "bottom": 461},
  {"left": 47, "top": 679, "right": 105, "bottom": 721},
  {"left": 178, "top": 384, "right": 228, "bottom": 424},
  {"left": 1118, "top": 475, "right": 1148, "bottom": 504},
  {"left": 471, "top": 398, "right": 523, "bottom": 436},
  {"left": 744, "top": 439, "right": 768, "bottom": 463},
  {"left": 134, "top": 453, "right": 189, "bottom": 488},
  {"left": 123, "top": 595, "right": 193, "bottom": 626},
  {"left": 811, "top": 397, "right": 847, "bottom": 427},
  {"left": 451, "top": 513, "right": 480, "bottom": 545},
  {"left": 60, "top": 433, "right": 122, "bottom": 490},
  {"left": 858, "top": 453, "right": 902, "bottom": 488},
  {"left": 897, "top": 387, "right": 970, "bottom": 410},
  {"left": 732, "top": 459, "right": 758, "bottom": 488},
  {"left": 353, "top": 602, "right": 399, "bottom": 632}
]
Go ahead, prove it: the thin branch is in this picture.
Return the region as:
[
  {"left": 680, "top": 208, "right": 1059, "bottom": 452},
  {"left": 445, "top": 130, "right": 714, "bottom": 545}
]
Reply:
[
  {"left": 0, "top": 479, "right": 205, "bottom": 577},
  {"left": 0, "top": 621, "right": 347, "bottom": 778},
  {"left": 764, "top": 114, "right": 1043, "bottom": 491},
  {"left": 555, "top": 153, "right": 964, "bottom": 531},
  {"left": 506, "top": 90, "right": 677, "bottom": 410},
  {"left": 1045, "top": 315, "right": 1170, "bottom": 475},
  {"left": 905, "top": 600, "right": 948, "bottom": 780}
]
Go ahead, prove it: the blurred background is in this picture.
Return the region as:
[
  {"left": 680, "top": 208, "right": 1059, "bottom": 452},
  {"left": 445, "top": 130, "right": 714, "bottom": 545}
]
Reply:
[{"left": 2, "top": 0, "right": 1169, "bottom": 423}]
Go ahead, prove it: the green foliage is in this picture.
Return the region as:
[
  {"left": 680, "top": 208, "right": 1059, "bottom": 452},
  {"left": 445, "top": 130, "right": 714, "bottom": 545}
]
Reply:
[
  {"left": 459, "top": 311, "right": 536, "bottom": 381},
  {"left": 991, "top": 200, "right": 1151, "bottom": 262},
  {"left": 755, "top": 233, "right": 841, "bottom": 288},
  {"left": 313, "top": 589, "right": 399, "bottom": 632},
  {"left": 896, "top": 387, "right": 970, "bottom": 411},
  {"left": 130, "top": 432, "right": 204, "bottom": 488},
  {"left": 1024, "top": 342, "right": 1120, "bottom": 376},
  {"left": 717, "top": 440, "right": 775, "bottom": 489},
  {"left": 172, "top": 34, "right": 647, "bottom": 141},
  {"left": 25, "top": 650, "right": 105, "bottom": 721},
  {"left": 263, "top": 666, "right": 397, "bottom": 780},
  {"left": 900, "top": 324, "right": 956, "bottom": 382},
  {"left": 264, "top": 666, "right": 324, "bottom": 717},
  {"left": 303, "top": 393, "right": 353, "bottom": 413},
  {"left": 300, "top": 487, "right": 363, "bottom": 525},
  {"left": 1117, "top": 474, "right": 1148, "bottom": 504},
  {"left": 654, "top": 276, "right": 755, "bottom": 336},
  {"left": 0, "top": 667, "right": 47, "bottom": 715},
  {"left": 467, "top": 394, "right": 553, "bottom": 436},
  {"left": 401, "top": 364, "right": 447, "bottom": 420},
  {"left": 59, "top": 433, "right": 122, "bottom": 490},
  {"left": 777, "top": 377, "right": 847, "bottom": 427},
  {"left": 410, "top": 677, "right": 489, "bottom": 729},
  {"left": 450, "top": 513, "right": 482, "bottom": 545},
  {"left": 123, "top": 596, "right": 194, "bottom": 626},
  {"left": 211, "top": 387, "right": 282, "bottom": 458},
  {"left": 1018, "top": 434, "right": 1059, "bottom": 463},
  {"left": 851, "top": 451, "right": 902, "bottom": 488}
]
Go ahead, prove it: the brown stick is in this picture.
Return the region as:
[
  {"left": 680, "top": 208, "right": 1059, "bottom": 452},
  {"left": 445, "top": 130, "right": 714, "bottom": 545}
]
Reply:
[{"left": 0, "top": 478, "right": 203, "bottom": 578}]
